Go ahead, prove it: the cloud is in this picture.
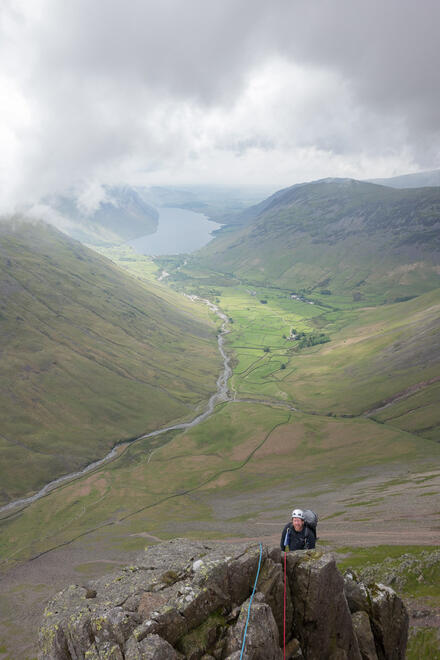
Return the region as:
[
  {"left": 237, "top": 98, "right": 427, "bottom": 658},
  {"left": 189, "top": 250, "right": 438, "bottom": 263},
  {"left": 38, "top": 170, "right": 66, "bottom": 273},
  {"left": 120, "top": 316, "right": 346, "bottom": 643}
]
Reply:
[
  {"left": 1, "top": 0, "right": 439, "bottom": 210},
  {"left": 279, "top": 1, "right": 440, "bottom": 157}
]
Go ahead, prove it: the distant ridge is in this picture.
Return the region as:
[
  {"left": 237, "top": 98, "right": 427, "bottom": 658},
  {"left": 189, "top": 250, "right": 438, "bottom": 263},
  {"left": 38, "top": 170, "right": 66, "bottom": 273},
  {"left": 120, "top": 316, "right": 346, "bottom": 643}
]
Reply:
[
  {"left": 198, "top": 178, "right": 440, "bottom": 304},
  {"left": 368, "top": 168, "right": 440, "bottom": 189},
  {"left": 218, "top": 178, "right": 380, "bottom": 227}
]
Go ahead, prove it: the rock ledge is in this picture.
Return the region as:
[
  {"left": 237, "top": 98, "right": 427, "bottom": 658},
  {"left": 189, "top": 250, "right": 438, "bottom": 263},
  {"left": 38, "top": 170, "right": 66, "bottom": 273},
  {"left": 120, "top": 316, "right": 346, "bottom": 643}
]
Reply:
[{"left": 39, "top": 539, "right": 408, "bottom": 659}]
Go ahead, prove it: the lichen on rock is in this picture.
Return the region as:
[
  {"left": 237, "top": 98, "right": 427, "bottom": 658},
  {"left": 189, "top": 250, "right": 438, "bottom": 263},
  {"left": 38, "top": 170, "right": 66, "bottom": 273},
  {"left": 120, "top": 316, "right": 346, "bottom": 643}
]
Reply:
[{"left": 38, "top": 538, "right": 408, "bottom": 659}]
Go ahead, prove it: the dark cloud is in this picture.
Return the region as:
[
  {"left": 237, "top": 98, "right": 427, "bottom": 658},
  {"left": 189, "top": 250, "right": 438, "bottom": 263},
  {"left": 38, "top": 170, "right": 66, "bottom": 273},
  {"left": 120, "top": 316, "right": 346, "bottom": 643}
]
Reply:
[
  {"left": 1, "top": 0, "right": 439, "bottom": 210},
  {"left": 33, "top": 0, "right": 274, "bottom": 103},
  {"left": 281, "top": 1, "right": 440, "bottom": 147}
]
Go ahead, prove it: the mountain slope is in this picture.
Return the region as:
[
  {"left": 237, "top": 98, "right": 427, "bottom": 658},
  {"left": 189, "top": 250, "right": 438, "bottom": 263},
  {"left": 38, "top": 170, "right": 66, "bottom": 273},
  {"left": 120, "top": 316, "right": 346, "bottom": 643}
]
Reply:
[
  {"left": 0, "top": 220, "right": 220, "bottom": 504},
  {"left": 278, "top": 288, "right": 440, "bottom": 432},
  {"left": 369, "top": 169, "right": 440, "bottom": 189},
  {"left": 198, "top": 178, "right": 440, "bottom": 304},
  {"left": 47, "top": 185, "right": 159, "bottom": 244}
]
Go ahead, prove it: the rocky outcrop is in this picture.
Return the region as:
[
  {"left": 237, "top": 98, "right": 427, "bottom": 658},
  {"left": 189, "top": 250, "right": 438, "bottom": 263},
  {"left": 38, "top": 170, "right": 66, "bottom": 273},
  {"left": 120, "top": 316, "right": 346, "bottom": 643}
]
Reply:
[
  {"left": 344, "top": 571, "right": 408, "bottom": 659},
  {"left": 39, "top": 540, "right": 408, "bottom": 659}
]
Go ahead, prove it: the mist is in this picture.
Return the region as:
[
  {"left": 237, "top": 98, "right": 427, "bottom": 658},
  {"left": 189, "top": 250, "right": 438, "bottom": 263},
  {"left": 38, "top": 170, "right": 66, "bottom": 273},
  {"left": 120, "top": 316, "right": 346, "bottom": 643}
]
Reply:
[{"left": 1, "top": 0, "right": 439, "bottom": 213}]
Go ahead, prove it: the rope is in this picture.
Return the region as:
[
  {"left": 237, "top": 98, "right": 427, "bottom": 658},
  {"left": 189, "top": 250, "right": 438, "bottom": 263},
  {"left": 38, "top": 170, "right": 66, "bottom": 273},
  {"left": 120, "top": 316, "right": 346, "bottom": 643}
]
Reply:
[
  {"left": 283, "top": 550, "right": 287, "bottom": 659},
  {"left": 239, "top": 542, "right": 263, "bottom": 660}
]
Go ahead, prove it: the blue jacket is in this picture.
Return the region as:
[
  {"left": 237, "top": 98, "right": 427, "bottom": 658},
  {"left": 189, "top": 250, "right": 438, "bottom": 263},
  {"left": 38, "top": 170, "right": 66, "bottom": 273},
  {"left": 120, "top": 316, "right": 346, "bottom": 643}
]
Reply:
[{"left": 280, "top": 522, "right": 316, "bottom": 551}]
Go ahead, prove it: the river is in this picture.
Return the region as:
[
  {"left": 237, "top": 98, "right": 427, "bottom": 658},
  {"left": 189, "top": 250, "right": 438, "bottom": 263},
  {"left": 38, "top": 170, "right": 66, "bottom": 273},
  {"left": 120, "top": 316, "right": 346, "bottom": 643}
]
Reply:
[
  {"left": 128, "top": 207, "right": 221, "bottom": 255},
  {"left": 0, "top": 298, "right": 231, "bottom": 515}
]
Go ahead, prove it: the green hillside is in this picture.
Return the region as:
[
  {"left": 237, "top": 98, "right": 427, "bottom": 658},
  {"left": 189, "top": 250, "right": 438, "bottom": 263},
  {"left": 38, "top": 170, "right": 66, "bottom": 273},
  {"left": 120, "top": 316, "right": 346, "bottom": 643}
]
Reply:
[
  {"left": 0, "top": 220, "right": 220, "bottom": 504},
  {"left": 1, "top": 195, "right": 439, "bottom": 658},
  {"left": 198, "top": 178, "right": 440, "bottom": 305},
  {"left": 209, "top": 283, "right": 440, "bottom": 440},
  {"left": 2, "top": 232, "right": 439, "bottom": 659}
]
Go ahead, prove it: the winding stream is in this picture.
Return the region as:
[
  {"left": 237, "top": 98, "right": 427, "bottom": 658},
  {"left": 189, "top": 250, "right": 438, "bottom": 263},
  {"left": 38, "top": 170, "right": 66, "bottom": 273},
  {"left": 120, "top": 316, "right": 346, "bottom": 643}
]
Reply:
[{"left": 0, "top": 298, "right": 231, "bottom": 515}]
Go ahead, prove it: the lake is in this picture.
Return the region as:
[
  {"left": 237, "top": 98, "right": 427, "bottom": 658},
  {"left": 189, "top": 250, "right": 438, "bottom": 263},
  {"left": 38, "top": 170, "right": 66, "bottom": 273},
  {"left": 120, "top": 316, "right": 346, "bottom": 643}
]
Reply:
[{"left": 128, "top": 207, "right": 221, "bottom": 255}]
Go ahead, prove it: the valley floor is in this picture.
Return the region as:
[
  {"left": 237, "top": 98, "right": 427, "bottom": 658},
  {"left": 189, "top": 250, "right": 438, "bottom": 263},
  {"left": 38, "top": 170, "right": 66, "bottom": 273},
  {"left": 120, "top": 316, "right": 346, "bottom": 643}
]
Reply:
[
  {"left": 1, "top": 462, "right": 440, "bottom": 659},
  {"left": 1, "top": 246, "right": 439, "bottom": 658}
]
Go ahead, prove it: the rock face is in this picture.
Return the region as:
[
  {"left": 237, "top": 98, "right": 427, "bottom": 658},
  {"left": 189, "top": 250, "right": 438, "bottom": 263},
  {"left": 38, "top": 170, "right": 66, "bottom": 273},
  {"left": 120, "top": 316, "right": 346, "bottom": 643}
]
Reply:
[{"left": 39, "top": 540, "right": 408, "bottom": 660}]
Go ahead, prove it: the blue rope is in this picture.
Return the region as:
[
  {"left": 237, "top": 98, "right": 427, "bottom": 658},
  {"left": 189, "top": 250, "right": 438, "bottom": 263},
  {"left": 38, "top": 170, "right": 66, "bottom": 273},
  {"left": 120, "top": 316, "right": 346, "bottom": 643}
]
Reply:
[{"left": 240, "top": 542, "right": 263, "bottom": 660}]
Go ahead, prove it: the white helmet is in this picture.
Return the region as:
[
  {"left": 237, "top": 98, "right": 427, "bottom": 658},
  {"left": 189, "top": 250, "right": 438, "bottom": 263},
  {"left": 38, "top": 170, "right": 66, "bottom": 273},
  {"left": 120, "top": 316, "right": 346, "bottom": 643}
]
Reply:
[{"left": 291, "top": 508, "right": 305, "bottom": 520}]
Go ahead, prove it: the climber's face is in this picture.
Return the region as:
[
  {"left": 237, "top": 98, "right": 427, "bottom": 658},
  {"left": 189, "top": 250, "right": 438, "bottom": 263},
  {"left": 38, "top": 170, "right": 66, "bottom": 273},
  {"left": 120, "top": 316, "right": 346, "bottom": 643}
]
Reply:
[{"left": 292, "top": 517, "right": 304, "bottom": 531}]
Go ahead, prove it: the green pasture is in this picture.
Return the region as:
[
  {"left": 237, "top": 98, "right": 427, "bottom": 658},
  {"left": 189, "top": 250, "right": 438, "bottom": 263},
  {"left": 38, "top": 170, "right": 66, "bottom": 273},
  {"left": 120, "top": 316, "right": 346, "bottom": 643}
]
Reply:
[
  {"left": 92, "top": 244, "right": 160, "bottom": 281},
  {"left": 2, "top": 399, "right": 438, "bottom": 569},
  {"left": 336, "top": 545, "right": 438, "bottom": 574},
  {"left": 277, "top": 289, "right": 440, "bottom": 428},
  {"left": 215, "top": 284, "right": 328, "bottom": 398},
  {"left": 372, "top": 379, "right": 440, "bottom": 429},
  {"left": 407, "top": 629, "right": 440, "bottom": 660},
  {"left": 2, "top": 207, "right": 440, "bottom": 657},
  {"left": 197, "top": 178, "right": 440, "bottom": 306},
  {"left": 0, "top": 404, "right": 288, "bottom": 565},
  {"left": 216, "top": 283, "right": 439, "bottom": 439},
  {"left": 220, "top": 283, "right": 439, "bottom": 440},
  {"left": 0, "top": 226, "right": 221, "bottom": 503},
  {"left": 142, "top": 253, "right": 440, "bottom": 441}
]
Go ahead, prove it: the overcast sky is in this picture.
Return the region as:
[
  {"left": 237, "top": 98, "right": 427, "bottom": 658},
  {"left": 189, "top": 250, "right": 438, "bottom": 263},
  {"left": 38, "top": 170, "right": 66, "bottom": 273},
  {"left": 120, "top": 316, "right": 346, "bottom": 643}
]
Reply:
[{"left": 1, "top": 0, "right": 439, "bottom": 211}]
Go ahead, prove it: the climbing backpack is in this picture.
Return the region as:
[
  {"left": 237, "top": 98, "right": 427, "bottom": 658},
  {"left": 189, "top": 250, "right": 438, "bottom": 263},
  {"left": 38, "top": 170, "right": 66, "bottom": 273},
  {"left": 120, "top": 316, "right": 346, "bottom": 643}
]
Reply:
[{"left": 303, "top": 509, "right": 318, "bottom": 536}]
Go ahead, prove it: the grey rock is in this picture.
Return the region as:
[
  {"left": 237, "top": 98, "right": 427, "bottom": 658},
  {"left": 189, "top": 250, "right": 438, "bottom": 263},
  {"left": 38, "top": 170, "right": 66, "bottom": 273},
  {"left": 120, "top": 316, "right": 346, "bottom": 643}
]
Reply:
[
  {"left": 94, "top": 641, "right": 123, "bottom": 659},
  {"left": 258, "top": 554, "right": 293, "bottom": 643},
  {"left": 39, "top": 584, "right": 92, "bottom": 659},
  {"left": 90, "top": 607, "right": 139, "bottom": 647},
  {"left": 367, "top": 584, "right": 408, "bottom": 660},
  {"left": 132, "top": 603, "right": 188, "bottom": 645},
  {"left": 84, "top": 645, "right": 100, "bottom": 659},
  {"left": 224, "top": 543, "right": 268, "bottom": 606},
  {"left": 352, "top": 611, "right": 378, "bottom": 660},
  {"left": 124, "top": 637, "right": 143, "bottom": 660},
  {"left": 224, "top": 592, "right": 282, "bottom": 659},
  {"left": 38, "top": 540, "right": 408, "bottom": 660},
  {"left": 125, "top": 633, "right": 183, "bottom": 659},
  {"left": 287, "top": 551, "right": 361, "bottom": 660},
  {"left": 176, "top": 611, "right": 225, "bottom": 659},
  {"left": 343, "top": 571, "right": 370, "bottom": 614}
]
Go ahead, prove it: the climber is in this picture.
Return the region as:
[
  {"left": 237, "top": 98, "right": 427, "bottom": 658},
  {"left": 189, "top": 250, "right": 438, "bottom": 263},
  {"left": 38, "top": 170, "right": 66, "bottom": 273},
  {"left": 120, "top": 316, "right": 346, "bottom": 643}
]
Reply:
[{"left": 280, "top": 508, "right": 316, "bottom": 551}]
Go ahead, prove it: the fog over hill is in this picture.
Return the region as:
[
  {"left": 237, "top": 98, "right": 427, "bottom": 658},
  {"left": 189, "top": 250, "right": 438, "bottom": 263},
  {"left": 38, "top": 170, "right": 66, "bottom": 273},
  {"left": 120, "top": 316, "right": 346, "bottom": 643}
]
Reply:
[
  {"left": 136, "top": 184, "right": 277, "bottom": 224},
  {"left": 369, "top": 169, "right": 440, "bottom": 189},
  {"left": 42, "top": 185, "right": 159, "bottom": 244},
  {"left": 2, "top": 2, "right": 440, "bottom": 209}
]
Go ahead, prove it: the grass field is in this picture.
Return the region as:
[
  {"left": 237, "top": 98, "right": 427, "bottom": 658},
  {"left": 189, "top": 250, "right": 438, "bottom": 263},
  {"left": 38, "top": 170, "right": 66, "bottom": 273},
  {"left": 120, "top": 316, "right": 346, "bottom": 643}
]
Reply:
[
  {"left": 1, "top": 231, "right": 439, "bottom": 657},
  {"left": 182, "top": 271, "right": 440, "bottom": 442},
  {"left": 0, "top": 223, "right": 221, "bottom": 504},
  {"left": 196, "top": 179, "right": 440, "bottom": 307},
  {"left": 1, "top": 394, "right": 439, "bottom": 656},
  {"left": 2, "top": 399, "right": 439, "bottom": 567}
]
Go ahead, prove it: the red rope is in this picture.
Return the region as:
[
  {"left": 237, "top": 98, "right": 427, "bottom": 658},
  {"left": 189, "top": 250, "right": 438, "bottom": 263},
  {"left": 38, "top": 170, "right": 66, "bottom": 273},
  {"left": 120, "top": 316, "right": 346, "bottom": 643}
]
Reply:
[{"left": 283, "top": 550, "right": 287, "bottom": 659}]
